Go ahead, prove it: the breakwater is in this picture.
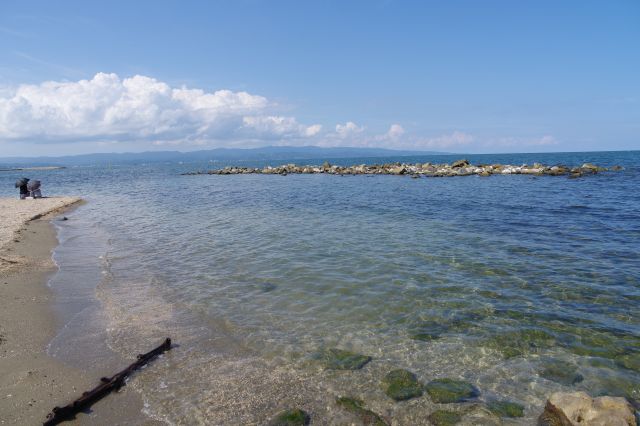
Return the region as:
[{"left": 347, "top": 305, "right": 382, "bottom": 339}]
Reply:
[{"left": 185, "top": 159, "right": 622, "bottom": 178}]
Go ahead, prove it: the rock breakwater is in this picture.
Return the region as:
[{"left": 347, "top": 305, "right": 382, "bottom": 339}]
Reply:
[{"left": 184, "top": 160, "right": 621, "bottom": 178}]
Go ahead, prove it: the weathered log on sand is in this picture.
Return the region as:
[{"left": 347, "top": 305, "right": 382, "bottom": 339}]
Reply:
[{"left": 43, "top": 338, "right": 172, "bottom": 426}]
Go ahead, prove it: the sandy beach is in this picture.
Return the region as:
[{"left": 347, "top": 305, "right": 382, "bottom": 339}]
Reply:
[
  {"left": 0, "top": 197, "right": 89, "bottom": 425},
  {"left": 0, "top": 198, "right": 157, "bottom": 425}
]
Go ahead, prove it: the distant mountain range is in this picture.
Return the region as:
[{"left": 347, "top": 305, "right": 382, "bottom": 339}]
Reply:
[{"left": 0, "top": 146, "right": 449, "bottom": 166}]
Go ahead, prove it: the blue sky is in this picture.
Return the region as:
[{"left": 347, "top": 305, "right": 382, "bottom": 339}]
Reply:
[{"left": 0, "top": 0, "right": 638, "bottom": 156}]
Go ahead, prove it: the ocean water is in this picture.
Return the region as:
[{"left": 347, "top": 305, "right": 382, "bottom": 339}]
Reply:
[{"left": 1, "top": 151, "right": 639, "bottom": 424}]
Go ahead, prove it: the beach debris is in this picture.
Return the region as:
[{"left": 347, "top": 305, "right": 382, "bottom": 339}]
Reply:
[
  {"left": 317, "top": 348, "right": 372, "bottom": 370},
  {"left": 43, "top": 338, "right": 172, "bottom": 426},
  {"left": 267, "top": 408, "right": 310, "bottom": 426},
  {"left": 335, "top": 396, "right": 388, "bottom": 425},
  {"left": 486, "top": 400, "right": 525, "bottom": 418},
  {"left": 382, "top": 369, "right": 423, "bottom": 401},
  {"left": 427, "top": 409, "right": 462, "bottom": 426},
  {"left": 183, "top": 160, "right": 621, "bottom": 178},
  {"left": 425, "top": 378, "right": 478, "bottom": 403},
  {"left": 538, "top": 391, "right": 636, "bottom": 426}
]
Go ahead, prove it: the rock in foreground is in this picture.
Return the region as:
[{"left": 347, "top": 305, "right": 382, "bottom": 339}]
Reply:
[
  {"left": 268, "top": 408, "right": 310, "bottom": 426},
  {"left": 317, "top": 348, "right": 372, "bottom": 370},
  {"left": 427, "top": 409, "right": 462, "bottom": 425},
  {"left": 538, "top": 391, "right": 636, "bottom": 426},
  {"left": 425, "top": 378, "right": 478, "bottom": 403},
  {"left": 335, "top": 396, "right": 388, "bottom": 426},
  {"left": 382, "top": 369, "right": 424, "bottom": 401}
]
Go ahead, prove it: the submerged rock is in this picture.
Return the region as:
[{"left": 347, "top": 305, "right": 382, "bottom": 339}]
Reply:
[
  {"left": 615, "top": 353, "right": 640, "bottom": 373},
  {"left": 486, "top": 400, "right": 525, "bottom": 418},
  {"left": 425, "top": 378, "right": 478, "bottom": 403},
  {"left": 427, "top": 409, "right": 462, "bottom": 425},
  {"left": 335, "top": 396, "right": 388, "bottom": 426},
  {"left": 538, "top": 391, "right": 636, "bottom": 426},
  {"left": 484, "top": 328, "right": 557, "bottom": 358},
  {"left": 318, "top": 348, "right": 372, "bottom": 370},
  {"left": 382, "top": 369, "right": 424, "bottom": 401},
  {"left": 268, "top": 408, "right": 310, "bottom": 426},
  {"left": 539, "top": 360, "right": 584, "bottom": 386}
]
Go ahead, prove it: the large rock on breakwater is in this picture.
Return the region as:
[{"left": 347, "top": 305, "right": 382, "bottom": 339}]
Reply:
[
  {"left": 538, "top": 391, "right": 636, "bottom": 426},
  {"left": 183, "top": 161, "right": 622, "bottom": 178}
]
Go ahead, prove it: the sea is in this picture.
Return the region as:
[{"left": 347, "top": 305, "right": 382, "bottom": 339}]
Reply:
[{"left": 1, "top": 150, "right": 638, "bottom": 424}]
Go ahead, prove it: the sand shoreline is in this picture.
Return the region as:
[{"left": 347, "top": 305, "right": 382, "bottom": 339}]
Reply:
[
  {"left": 0, "top": 198, "right": 90, "bottom": 424},
  {"left": 0, "top": 198, "right": 156, "bottom": 425}
]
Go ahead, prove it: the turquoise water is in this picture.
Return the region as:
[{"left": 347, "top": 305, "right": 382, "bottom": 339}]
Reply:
[{"left": 1, "top": 151, "right": 639, "bottom": 424}]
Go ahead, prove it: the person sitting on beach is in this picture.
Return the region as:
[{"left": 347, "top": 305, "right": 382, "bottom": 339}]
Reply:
[
  {"left": 15, "top": 177, "right": 29, "bottom": 199},
  {"left": 27, "top": 179, "right": 42, "bottom": 198}
]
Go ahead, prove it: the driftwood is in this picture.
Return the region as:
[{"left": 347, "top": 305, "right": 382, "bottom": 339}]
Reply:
[{"left": 43, "top": 338, "right": 172, "bottom": 425}]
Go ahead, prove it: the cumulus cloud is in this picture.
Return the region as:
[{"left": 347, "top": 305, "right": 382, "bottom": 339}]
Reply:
[
  {"left": 484, "top": 135, "right": 559, "bottom": 148},
  {"left": 335, "top": 121, "right": 365, "bottom": 138},
  {"left": 383, "top": 124, "right": 405, "bottom": 141},
  {"left": 0, "top": 72, "right": 560, "bottom": 154},
  {"left": 413, "top": 131, "right": 474, "bottom": 149},
  {"left": 0, "top": 72, "right": 321, "bottom": 145},
  {"left": 242, "top": 116, "right": 321, "bottom": 139}
]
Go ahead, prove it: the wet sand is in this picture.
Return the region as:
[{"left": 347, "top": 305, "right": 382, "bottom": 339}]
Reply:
[{"left": 0, "top": 198, "right": 159, "bottom": 425}]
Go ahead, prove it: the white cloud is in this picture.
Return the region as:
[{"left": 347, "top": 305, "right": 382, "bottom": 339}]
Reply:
[
  {"left": 413, "top": 131, "right": 474, "bottom": 149},
  {"left": 242, "top": 116, "right": 322, "bottom": 139},
  {"left": 0, "top": 72, "right": 320, "bottom": 145},
  {"left": 335, "top": 121, "right": 364, "bottom": 138},
  {"left": 485, "top": 135, "right": 559, "bottom": 148},
  {"left": 0, "top": 72, "right": 559, "bottom": 154},
  {"left": 384, "top": 123, "right": 405, "bottom": 140}
]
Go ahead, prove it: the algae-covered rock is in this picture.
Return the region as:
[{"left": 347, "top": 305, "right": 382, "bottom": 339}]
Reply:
[
  {"left": 409, "top": 314, "right": 485, "bottom": 342},
  {"left": 409, "top": 319, "right": 446, "bottom": 341},
  {"left": 336, "top": 396, "right": 388, "bottom": 426},
  {"left": 318, "top": 348, "right": 372, "bottom": 370},
  {"left": 539, "top": 360, "right": 584, "bottom": 386},
  {"left": 427, "top": 410, "right": 462, "bottom": 425},
  {"left": 268, "top": 408, "right": 310, "bottom": 426},
  {"left": 485, "top": 328, "right": 556, "bottom": 358},
  {"left": 487, "top": 400, "right": 524, "bottom": 418},
  {"left": 615, "top": 353, "right": 640, "bottom": 373},
  {"left": 425, "top": 378, "right": 478, "bottom": 403},
  {"left": 382, "top": 369, "right": 424, "bottom": 401}
]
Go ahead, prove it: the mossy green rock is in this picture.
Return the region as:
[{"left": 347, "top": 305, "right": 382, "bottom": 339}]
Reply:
[
  {"left": 319, "top": 348, "right": 372, "bottom": 370},
  {"left": 425, "top": 378, "right": 478, "bottom": 403},
  {"left": 485, "top": 328, "right": 556, "bottom": 358},
  {"left": 540, "top": 360, "right": 584, "bottom": 385},
  {"left": 487, "top": 400, "right": 525, "bottom": 418},
  {"left": 427, "top": 410, "right": 462, "bottom": 425},
  {"left": 268, "top": 408, "right": 310, "bottom": 426},
  {"left": 336, "top": 397, "right": 388, "bottom": 426},
  {"left": 382, "top": 369, "right": 424, "bottom": 401},
  {"left": 615, "top": 353, "right": 640, "bottom": 372}
]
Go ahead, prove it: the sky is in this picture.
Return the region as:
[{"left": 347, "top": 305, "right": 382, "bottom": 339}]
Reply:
[{"left": 0, "top": 0, "right": 638, "bottom": 156}]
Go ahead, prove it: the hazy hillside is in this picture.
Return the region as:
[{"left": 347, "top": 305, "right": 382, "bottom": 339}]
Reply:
[{"left": 0, "top": 146, "right": 448, "bottom": 166}]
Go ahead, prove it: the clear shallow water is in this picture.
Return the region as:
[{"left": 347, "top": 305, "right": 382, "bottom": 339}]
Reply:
[{"left": 1, "top": 151, "right": 639, "bottom": 424}]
